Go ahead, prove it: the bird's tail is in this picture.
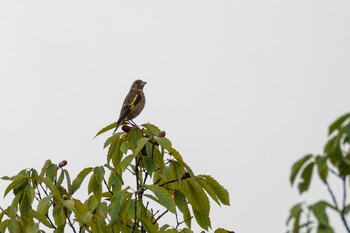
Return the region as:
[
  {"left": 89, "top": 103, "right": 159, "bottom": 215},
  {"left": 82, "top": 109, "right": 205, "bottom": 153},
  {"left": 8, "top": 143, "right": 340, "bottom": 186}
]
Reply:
[{"left": 112, "top": 122, "right": 119, "bottom": 135}]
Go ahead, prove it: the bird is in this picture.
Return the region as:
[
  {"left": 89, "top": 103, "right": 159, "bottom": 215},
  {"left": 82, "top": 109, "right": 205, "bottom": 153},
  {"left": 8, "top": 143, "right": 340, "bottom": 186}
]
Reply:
[{"left": 112, "top": 79, "right": 147, "bottom": 134}]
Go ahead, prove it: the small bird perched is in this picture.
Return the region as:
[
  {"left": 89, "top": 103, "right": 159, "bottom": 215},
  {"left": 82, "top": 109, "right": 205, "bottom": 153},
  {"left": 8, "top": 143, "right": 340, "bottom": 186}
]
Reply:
[{"left": 112, "top": 79, "right": 147, "bottom": 134}]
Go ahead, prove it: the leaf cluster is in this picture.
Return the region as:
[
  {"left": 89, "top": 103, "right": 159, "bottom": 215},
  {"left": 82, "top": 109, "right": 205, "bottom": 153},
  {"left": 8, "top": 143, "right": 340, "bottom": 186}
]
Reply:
[
  {"left": 0, "top": 123, "right": 232, "bottom": 233},
  {"left": 287, "top": 113, "right": 350, "bottom": 233}
]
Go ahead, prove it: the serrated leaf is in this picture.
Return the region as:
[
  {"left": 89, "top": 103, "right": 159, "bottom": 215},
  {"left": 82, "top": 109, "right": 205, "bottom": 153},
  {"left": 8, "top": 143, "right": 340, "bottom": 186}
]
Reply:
[
  {"left": 53, "top": 204, "right": 66, "bottom": 226},
  {"left": 46, "top": 163, "right": 57, "bottom": 182},
  {"left": 40, "top": 160, "right": 53, "bottom": 177},
  {"left": 193, "top": 208, "right": 211, "bottom": 231},
  {"left": 142, "top": 123, "right": 161, "bottom": 136},
  {"left": 71, "top": 167, "right": 93, "bottom": 195},
  {"left": 118, "top": 154, "right": 135, "bottom": 171},
  {"left": 145, "top": 185, "right": 176, "bottom": 214},
  {"left": 139, "top": 217, "right": 158, "bottom": 233},
  {"left": 63, "top": 170, "right": 72, "bottom": 194},
  {"left": 56, "top": 170, "right": 65, "bottom": 187},
  {"left": 298, "top": 162, "right": 314, "bottom": 193},
  {"left": 182, "top": 179, "right": 210, "bottom": 215},
  {"left": 154, "top": 137, "right": 173, "bottom": 152},
  {"left": 29, "top": 209, "right": 54, "bottom": 228},
  {"left": 196, "top": 176, "right": 220, "bottom": 205},
  {"left": 88, "top": 166, "right": 105, "bottom": 200},
  {"left": 95, "top": 122, "right": 118, "bottom": 138},
  {"left": 134, "top": 137, "right": 150, "bottom": 155},
  {"left": 37, "top": 196, "right": 52, "bottom": 215},
  {"left": 214, "top": 228, "right": 234, "bottom": 233},
  {"left": 290, "top": 154, "right": 313, "bottom": 185},
  {"left": 203, "top": 175, "right": 230, "bottom": 206},
  {"left": 41, "top": 177, "right": 61, "bottom": 199},
  {"left": 104, "top": 132, "right": 124, "bottom": 149}
]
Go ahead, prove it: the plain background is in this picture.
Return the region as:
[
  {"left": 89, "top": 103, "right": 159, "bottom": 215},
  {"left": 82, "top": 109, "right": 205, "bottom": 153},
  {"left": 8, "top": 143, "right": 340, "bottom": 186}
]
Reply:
[{"left": 1, "top": 1, "right": 350, "bottom": 232}]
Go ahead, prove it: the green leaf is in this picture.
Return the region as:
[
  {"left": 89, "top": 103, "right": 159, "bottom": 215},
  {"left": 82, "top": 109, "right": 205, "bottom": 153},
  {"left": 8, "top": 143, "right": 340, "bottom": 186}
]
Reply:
[
  {"left": 290, "top": 154, "right": 313, "bottom": 185},
  {"left": 196, "top": 176, "right": 220, "bottom": 205},
  {"left": 53, "top": 204, "right": 66, "bottom": 226},
  {"left": 40, "top": 160, "right": 53, "bottom": 177},
  {"left": 134, "top": 137, "right": 150, "bottom": 155},
  {"left": 71, "top": 167, "right": 93, "bottom": 194},
  {"left": 108, "top": 188, "right": 128, "bottom": 225},
  {"left": 214, "top": 228, "right": 234, "bottom": 233},
  {"left": 62, "top": 199, "right": 74, "bottom": 211},
  {"left": 316, "top": 156, "right": 328, "bottom": 183},
  {"left": 182, "top": 179, "right": 210, "bottom": 215},
  {"left": 154, "top": 137, "right": 173, "bottom": 152},
  {"left": 128, "top": 127, "right": 141, "bottom": 150},
  {"left": 142, "top": 123, "right": 161, "bottom": 136},
  {"left": 145, "top": 185, "right": 176, "bottom": 214},
  {"left": 298, "top": 162, "right": 314, "bottom": 193},
  {"left": 139, "top": 217, "right": 158, "bottom": 233},
  {"left": 8, "top": 218, "right": 21, "bottom": 233},
  {"left": 28, "top": 209, "right": 54, "bottom": 228},
  {"left": 41, "top": 177, "right": 61, "bottom": 199},
  {"left": 193, "top": 208, "right": 211, "bottom": 231},
  {"left": 329, "top": 113, "right": 350, "bottom": 135},
  {"left": 174, "top": 190, "right": 192, "bottom": 228},
  {"left": 104, "top": 132, "right": 124, "bottom": 149},
  {"left": 63, "top": 170, "right": 72, "bottom": 194},
  {"left": 120, "top": 141, "right": 129, "bottom": 154},
  {"left": 202, "top": 175, "right": 230, "bottom": 206},
  {"left": 88, "top": 166, "right": 105, "bottom": 200},
  {"left": 46, "top": 163, "right": 57, "bottom": 182},
  {"left": 286, "top": 203, "right": 302, "bottom": 232},
  {"left": 56, "top": 169, "right": 65, "bottom": 187},
  {"left": 310, "top": 201, "right": 330, "bottom": 226},
  {"left": 37, "top": 195, "right": 52, "bottom": 215},
  {"left": 118, "top": 154, "right": 135, "bottom": 171},
  {"left": 4, "top": 175, "right": 27, "bottom": 197},
  {"left": 95, "top": 122, "right": 118, "bottom": 138},
  {"left": 0, "top": 219, "right": 9, "bottom": 233},
  {"left": 317, "top": 225, "right": 334, "bottom": 233}
]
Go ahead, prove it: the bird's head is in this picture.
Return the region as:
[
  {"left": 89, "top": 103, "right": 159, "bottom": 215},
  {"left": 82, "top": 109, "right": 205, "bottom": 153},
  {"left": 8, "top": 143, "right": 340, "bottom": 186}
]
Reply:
[{"left": 131, "top": 79, "right": 147, "bottom": 90}]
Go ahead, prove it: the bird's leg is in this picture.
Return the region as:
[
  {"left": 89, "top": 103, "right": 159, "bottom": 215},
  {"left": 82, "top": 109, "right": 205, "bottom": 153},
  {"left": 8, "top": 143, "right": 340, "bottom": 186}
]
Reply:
[{"left": 130, "top": 120, "right": 140, "bottom": 128}]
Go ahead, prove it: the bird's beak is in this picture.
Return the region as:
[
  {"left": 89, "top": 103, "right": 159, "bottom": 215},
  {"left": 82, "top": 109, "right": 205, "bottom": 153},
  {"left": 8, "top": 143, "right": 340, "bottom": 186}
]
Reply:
[{"left": 142, "top": 81, "right": 147, "bottom": 86}]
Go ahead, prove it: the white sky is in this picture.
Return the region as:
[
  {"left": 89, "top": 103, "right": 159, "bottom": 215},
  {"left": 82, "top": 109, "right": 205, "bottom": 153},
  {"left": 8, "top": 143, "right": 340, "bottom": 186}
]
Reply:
[{"left": 1, "top": 1, "right": 350, "bottom": 232}]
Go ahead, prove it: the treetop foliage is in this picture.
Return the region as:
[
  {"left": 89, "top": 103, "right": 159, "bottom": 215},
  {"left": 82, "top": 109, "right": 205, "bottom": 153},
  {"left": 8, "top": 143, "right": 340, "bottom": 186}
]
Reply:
[{"left": 0, "top": 122, "right": 232, "bottom": 233}]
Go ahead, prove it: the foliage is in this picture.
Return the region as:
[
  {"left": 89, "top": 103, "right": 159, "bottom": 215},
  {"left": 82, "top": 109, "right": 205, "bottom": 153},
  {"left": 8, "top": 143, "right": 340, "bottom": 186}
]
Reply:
[
  {"left": 0, "top": 123, "right": 232, "bottom": 233},
  {"left": 287, "top": 113, "right": 350, "bottom": 233}
]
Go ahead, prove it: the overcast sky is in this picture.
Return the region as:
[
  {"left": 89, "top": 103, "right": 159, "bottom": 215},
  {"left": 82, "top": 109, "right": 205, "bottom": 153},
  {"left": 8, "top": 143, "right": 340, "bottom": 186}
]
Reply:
[{"left": 1, "top": 1, "right": 350, "bottom": 232}]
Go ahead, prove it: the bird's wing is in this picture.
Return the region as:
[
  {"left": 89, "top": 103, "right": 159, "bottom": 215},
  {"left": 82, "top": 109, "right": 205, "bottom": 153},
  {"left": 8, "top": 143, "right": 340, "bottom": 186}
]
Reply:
[{"left": 117, "top": 91, "right": 142, "bottom": 123}]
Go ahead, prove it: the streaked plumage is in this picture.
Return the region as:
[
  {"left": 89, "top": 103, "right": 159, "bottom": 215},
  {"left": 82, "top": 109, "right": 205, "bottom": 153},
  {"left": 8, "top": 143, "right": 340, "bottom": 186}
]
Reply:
[{"left": 112, "top": 79, "right": 147, "bottom": 134}]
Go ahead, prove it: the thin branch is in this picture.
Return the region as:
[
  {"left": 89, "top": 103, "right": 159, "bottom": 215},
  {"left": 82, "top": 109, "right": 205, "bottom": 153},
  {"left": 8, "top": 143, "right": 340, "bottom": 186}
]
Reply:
[
  {"left": 39, "top": 183, "right": 49, "bottom": 197},
  {"left": 133, "top": 157, "right": 141, "bottom": 233},
  {"left": 152, "top": 210, "right": 168, "bottom": 224},
  {"left": 66, "top": 212, "right": 77, "bottom": 233},
  {"left": 343, "top": 176, "right": 347, "bottom": 210},
  {"left": 46, "top": 213, "right": 56, "bottom": 229},
  {"left": 103, "top": 178, "right": 113, "bottom": 195},
  {"left": 341, "top": 176, "right": 350, "bottom": 233},
  {"left": 326, "top": 181, "right": 339, "bottom": 210},
  {"left": 176, "top": 216, "right": 193, "bottom": 229}
]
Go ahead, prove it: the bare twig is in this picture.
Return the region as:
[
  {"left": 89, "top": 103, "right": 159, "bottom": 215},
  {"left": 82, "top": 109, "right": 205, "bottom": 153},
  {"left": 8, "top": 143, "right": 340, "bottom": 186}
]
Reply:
[
  {"left": 326, "top": 181, "right": 339, "bottom": 210},
  {"left": 103, "top": 178, "right": 113, "bottom": 195},
  {"left": 152, "top": 210, "right": 168, "bottom": 224}
]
